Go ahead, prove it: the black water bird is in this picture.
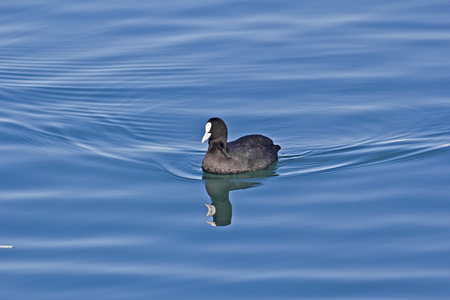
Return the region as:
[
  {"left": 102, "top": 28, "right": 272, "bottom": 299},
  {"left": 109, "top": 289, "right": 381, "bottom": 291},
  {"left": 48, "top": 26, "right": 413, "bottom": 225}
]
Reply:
[{"left": 201, "top": 118, "right": 281, "bottom": 174}]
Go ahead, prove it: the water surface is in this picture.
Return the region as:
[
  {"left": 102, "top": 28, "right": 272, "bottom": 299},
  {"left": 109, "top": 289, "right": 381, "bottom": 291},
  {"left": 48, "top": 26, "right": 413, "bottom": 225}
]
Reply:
[{"left": 1, "top": 0, "right": 450, "bottom": 299}]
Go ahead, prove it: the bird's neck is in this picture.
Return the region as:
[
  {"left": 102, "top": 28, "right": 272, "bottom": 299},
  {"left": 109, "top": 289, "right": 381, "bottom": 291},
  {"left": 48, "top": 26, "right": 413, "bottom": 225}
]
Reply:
[{"left": 208, "top": 139, "right": 229, "bottom": 157}]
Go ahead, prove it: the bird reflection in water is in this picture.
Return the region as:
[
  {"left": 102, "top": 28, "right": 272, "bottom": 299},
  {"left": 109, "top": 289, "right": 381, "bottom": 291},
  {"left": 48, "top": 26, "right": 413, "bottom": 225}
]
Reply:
[{"left": 202, "top": 165, "right": 278, "bottom": 226}]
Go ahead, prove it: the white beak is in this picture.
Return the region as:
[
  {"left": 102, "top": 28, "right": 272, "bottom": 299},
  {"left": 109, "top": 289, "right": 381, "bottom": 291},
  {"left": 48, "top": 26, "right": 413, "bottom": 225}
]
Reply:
[{"left": 201, "top": 122, "right": 212, "bottom": 143}]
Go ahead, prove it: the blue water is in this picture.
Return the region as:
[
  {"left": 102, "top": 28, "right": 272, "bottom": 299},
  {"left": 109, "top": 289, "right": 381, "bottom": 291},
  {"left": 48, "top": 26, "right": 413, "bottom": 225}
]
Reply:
[{"left": 1, "top": 0, "right": 450, "bottom": 299}]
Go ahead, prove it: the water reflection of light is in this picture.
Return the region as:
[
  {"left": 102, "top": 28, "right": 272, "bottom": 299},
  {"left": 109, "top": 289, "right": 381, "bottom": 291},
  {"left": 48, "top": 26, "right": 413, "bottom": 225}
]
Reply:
[{"left": 202, "top": 165, "right": 278, "bottom": 226}]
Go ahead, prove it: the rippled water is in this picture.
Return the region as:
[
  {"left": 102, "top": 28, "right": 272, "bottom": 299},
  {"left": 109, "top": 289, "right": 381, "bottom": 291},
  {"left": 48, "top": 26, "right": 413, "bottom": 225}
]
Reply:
[{"left": 1, "top": 0, "right": 450, "bottom": 299}]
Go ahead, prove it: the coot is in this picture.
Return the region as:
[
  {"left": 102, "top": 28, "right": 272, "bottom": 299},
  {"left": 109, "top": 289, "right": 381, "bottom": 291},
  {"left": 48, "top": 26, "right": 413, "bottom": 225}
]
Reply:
[{"left": 201, "top": 118, "right": 281, "bottom": 174}]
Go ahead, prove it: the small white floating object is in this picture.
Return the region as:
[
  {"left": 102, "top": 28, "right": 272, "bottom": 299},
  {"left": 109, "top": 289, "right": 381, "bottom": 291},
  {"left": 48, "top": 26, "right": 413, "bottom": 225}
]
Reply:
[
  {"left": 205, "top": 204, "right": 216, "bottom": 217},
  {"left": 207, "top": 221, "right": 217, "bottom": 227},
  {"left": 0, "top": 245, "right": 14, "bottom": 249}
]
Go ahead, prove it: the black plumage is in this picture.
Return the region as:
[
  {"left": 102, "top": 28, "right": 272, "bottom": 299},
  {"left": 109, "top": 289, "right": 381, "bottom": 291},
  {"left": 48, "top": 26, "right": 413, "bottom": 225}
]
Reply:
[{"left": 201, "top": 118, "right": 280, "bottom": 174}]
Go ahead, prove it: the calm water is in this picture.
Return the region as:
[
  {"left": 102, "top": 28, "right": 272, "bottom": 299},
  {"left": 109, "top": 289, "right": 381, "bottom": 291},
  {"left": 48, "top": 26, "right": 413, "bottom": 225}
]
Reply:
[{"left": 1, "top": 0, "right": 450, "bottom": 299}]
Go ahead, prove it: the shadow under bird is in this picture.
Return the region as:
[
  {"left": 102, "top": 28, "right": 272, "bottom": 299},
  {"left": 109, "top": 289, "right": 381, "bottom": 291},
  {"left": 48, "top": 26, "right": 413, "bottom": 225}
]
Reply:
[{"left": 201, "top": 118, "right": 281, "bottom": 174}]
